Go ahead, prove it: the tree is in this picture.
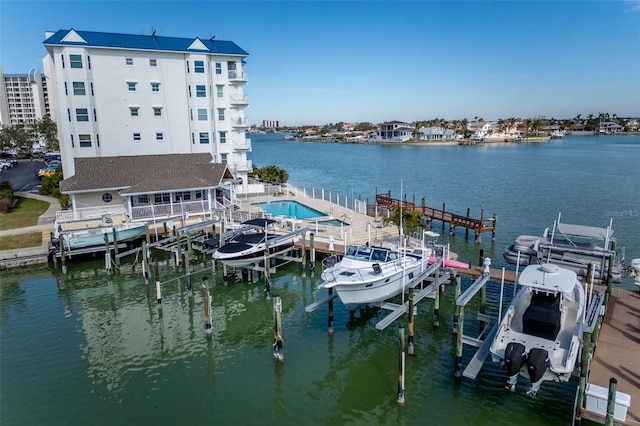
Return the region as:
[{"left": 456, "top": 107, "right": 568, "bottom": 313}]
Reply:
[
  {"left": 255, "top": 165, "right": 289, "bottom": 184},
  {"left": 33, "top": 116, "right": 59, "bottom": 151},
  {"left": 0, "top": 124, "right": 34, "bottom": 152},
  {"left": 383, "top": 208, "right": 425, "bottom": 237}
]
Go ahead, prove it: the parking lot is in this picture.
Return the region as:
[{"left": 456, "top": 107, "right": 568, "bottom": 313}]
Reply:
[{"left": 0, "top": 159, "right": 47, "bottom": 192}]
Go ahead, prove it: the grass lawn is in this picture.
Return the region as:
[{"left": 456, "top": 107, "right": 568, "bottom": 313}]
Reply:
[
  {"left": 0, "top": 232, "right": 42, "bottom": 250},
  {"left": 0, "top": 197, "right": 50, "bottom": 231}
]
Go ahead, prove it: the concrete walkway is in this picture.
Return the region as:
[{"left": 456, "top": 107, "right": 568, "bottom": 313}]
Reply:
[{"left": 0, "top": 192, "right": 58, "bottom": 266}]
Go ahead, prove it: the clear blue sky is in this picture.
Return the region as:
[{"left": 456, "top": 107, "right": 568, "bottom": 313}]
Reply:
[{"left": 1, "top": 1, "right": 639, "bottom": 126}]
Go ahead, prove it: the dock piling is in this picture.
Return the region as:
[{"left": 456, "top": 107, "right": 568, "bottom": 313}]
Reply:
[
  {"left": 60, "top": 234, "right": 67, "bottom": 275},
  {"left": 273, "top": 295, "right": 284, "bottom": 362},
  {"left": 309, "top": 233, "right": 316, "bottom": 275},
  {"left": 397, "top": 324, "right": 406, "bottom": 405},
  {"left": 112, "top": 228, "right": 120, "bottom": 266},
  {"left": 301, "top": 232, "right": 307, "bottom": 277},
  {"left": 454, "top": 304, "right": 465, "bottom": 378},
  {"left": 203, "top": 276, "right": 212, "bottom": 336},
  {"left": 408, "top": 288, "right": 415, "bottom": 355},
  {"left": 433, "top": 265, "right": 441, "bottom": 327},
  {"left": 142, "top": 240, "right": 149, "bottom": 282},
  {"left": 104, "top": 234, "right": 112, "bottom": 275},
  {"left": 605, "top": 378, "right": 617, "bottom": 426},
  {"left": 452, "top": 275, "right": 461, "bottom": 334},
  {"left": 328, "top": 287, "right": 334, "bottom": 335},
  {"left": 264, "top": 240, "right": 271, "bottom": 299},
  {"left": 154, "top": 262, "right": 162, "bottom": 307}
]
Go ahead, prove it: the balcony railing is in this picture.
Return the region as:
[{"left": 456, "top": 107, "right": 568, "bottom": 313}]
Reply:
[
  {"left": 229, "top": 94, "right": 249, "bottom": 106},
  {"left": 130, "top": 199, "right": 212, "bottom": 221},
  {"left": 230, "top": 160, "right": 252, "bottom": 174},
  {"left": 228, "top": 70, "right": 248, "bottom": 83},
  {"left": 232, "top": 138, "right": 252, "bottom": 151},
  {"left": 231, "top": 117, "right": 250, "bottom": 128}
]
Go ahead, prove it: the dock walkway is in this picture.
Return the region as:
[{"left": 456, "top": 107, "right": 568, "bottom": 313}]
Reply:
[{"left": 581, "top": 288, "right": 640, "bottom": 425}]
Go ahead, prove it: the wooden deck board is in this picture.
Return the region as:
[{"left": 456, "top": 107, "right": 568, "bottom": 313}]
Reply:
[{"left": 583, "top": 289, "right": 640, "bottom": 425}]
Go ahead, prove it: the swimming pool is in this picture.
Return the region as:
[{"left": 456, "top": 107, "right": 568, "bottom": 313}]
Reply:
[
  {"left": 316, "top": 219, "right": 349, "bottom": 227},
  {"left": 252, "top": 200, "right": 325, "bottom": 219}
]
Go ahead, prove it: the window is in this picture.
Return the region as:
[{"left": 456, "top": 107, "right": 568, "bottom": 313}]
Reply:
[
  {"left": 71, "top": 134, "right": 74, "bottom": 147},
  {"left": 196, "top": 85, "right": 206, "bottom": 97},
  {"left": 199, "top": 132, "right": 209, "bottom": 144},
  {"left": 186, "top": 61, "right": 190, "bottom": 73},
  {"left": 138, "top": 195, "right": 149, "bottom": 204},
  {"left": 126, "top": 58, "right": 133, "bottom": 65},
  {"left": 96, "top": 134, "right": 100, "bottom": 147},
  {"left": 61, "top": 55, "right": 65, "bottom": 68},
  {"left": 70, "top": 54, "right": 83, "bottom": 69},
  {"left": 221, "top": 153, "right": 227, "bottom": 163},
  {"left": 154, "top": 193, "right": 170, "bottom": 204},
  {"left": 127, "top": 82, "right": 137, "bottom": 92},
  {"left": 217, "top": 108, "right": 225, "bottom": 121},
  {"left": 156, "top": 132, "right": 164, "bottom": 141},
  {"left": 197, "top": 109, "right": 207, "bottom": 121},
  {"left": 153, "top": 107, "right": 162, "bottom": 117},
  {"left": 133, "top": 133, "right": 141, "bottom": 142},
  {"left": 76, "top": 108, "right": 89, "bottom": 122},
  {"left": 130, "top": 107, "right": 139, "bottom": 117},
  {"left": 90, "top": 82, "right": 94, "bottom": 95},
  {"left": 194, "top": 60, "right": 205, "bottom": 73},
  {"left": 151, "top": 82, "right": 160, "bottom": 92},
  {"left": 72, "top": 82, "right": 86, "bottom": 95},
  {"left": 174, "top": 191, "right": 191, "bottom": 202},
  {"left": 93, "top": 109, "right": 97, "bottom": 121},
  {"left": 87, "top": 56, "right": 91, "bottom": 69},
  {"left": 79, "top": 134, "right": 92, "bottom": 147},
  {"left": 102, "top": 193, "right": 113, "bottom": 203},
  {"left": 67, "top": 109, "right": 71, "bottom": 121},
  {"left": 215, "top": 63, "right": 222, "bottom": 75},
  {"left": 188, "top": 85, "right": 192, "bottom": 97},
  {"left": 150, "top": 58, "right": 157, "bottom": 67},
  {"left": 195, "top": 190, "right": 208, "bottom": 200},
  {"left": 64, "top": 82, "right": 68, "bottom": 95},
  {"left": 216, "top": 85, "right": 224, "bottom": 98},
  {"left": 219, "top": 131, "right": 227, "bottom": 143}
]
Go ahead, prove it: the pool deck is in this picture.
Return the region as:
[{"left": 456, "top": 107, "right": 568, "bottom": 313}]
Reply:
[{"left": 245, "top": 194, "right": 402, "bottom": 247}]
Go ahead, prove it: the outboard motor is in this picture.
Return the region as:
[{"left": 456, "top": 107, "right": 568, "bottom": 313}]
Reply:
[
  {"left": 504, "top": 342, "right": 527, "bottom": 392},
  {"left": 526, "top": 348, "right": 550, "bottom": 397}
]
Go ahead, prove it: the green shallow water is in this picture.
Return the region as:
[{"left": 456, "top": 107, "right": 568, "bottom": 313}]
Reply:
[{"left": 2, "top": 134, "right": 639, "bottom": 425}]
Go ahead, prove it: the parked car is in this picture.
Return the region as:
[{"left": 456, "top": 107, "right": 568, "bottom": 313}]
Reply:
[
  {"left": 0, "top": 159, "right": 14, "bottom": 170},
  {"left": 37, "top": 167, "right": 59, "bottom": 179}
]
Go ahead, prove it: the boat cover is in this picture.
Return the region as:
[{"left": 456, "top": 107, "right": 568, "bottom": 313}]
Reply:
[
  {"left": 556, "top": 223, "right": 612, "bottom": 240},
  {"left": 518, "top": 264, "right": 577, "bottom": 293},
  {"left": 242, "top": 218, "right": 276, "bottom": 228}
]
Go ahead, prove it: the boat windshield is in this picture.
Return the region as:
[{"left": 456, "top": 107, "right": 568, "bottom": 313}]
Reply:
[{"left": 345, "top": 246, "right": 390, "bottom": 262}]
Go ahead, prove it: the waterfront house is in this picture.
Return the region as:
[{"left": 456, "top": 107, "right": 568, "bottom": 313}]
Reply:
[
  {"left": 42, "top": 29, "right": 254, "bottom": 208},
  {"left": 599, "top": 121, "right": 624, "bottom": 134},
  {"left": 59, "top": 153, "right": 237, "bottom": 222},
  {"left": 466, "top": 121, "right": 493, "bottom": 139},
  {"left": 378, "top": 121, "right": 414, "bottom": 141},
  {"left": 418, "top": 126, "right": 458, "bottom": 141}
]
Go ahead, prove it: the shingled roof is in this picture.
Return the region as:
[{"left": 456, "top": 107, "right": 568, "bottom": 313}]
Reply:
[{"left": 60, "top": 153, "right": 234, "bottom": 195}]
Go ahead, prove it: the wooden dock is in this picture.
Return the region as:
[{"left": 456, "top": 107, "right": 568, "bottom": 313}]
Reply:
[
  {"left": 369, "top": 192, "right": 497, "bottom": 243},
  {"left": 580, "top": 287, "right": 640, "bottom": 425}
]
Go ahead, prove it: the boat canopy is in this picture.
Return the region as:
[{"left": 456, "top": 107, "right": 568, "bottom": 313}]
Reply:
[
  {"left": 517, "top": 264, "right": 577, "bottom": 293},
  {"left": 556, "top": 223, "right": 613, "bottom": 240},
  {"left": 242, "top": 218, "right": 276, "bottom": 228}
]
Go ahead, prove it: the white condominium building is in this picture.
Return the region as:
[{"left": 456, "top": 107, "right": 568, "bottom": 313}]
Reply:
[
  {"left": 0, "top": 65, "right": 48, "bottom": 129},
  {"left": 42, "top": 29, "right": 252, "bottom": 191}
]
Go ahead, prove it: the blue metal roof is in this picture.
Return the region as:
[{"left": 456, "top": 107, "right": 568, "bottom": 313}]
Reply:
[{"left": 43, "top": 29, "right": 248, "bottom": 56}]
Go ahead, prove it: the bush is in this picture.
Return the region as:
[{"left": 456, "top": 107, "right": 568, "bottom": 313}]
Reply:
[{"left": 0, "top": 182, "right": 14, "bottom": 213}]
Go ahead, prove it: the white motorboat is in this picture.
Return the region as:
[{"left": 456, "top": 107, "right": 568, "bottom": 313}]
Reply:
[
  {"left": 52, "top": 214, "right": 148, "bottom": 252},
  {"left": 503, "top": 213, "right": 624, "bottom": 284},
  {"left": 319, "top": 244, "right": 431, "bottom": 310},
  {"left": 490, "top": 263, "right": 585, "bottom": 397},
  {"left": 211, "top": 218, "right": 298, "bottom": 268}
]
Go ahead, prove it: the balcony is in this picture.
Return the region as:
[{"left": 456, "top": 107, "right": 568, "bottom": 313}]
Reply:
[
  {"left": 228, "top": 70, "right": 248, "bottom": 84},
  {"left": 232, "top": 138, "right": 252, "bottom": 151},
  {"left": 231, "top": 117, "right": 250, "bottom": 129},
  {"left": 230, "top": 160, "right": 253, "bottom": 173},
  {"left": 229, "top": 94, "right": 249, "bottom": 106}
]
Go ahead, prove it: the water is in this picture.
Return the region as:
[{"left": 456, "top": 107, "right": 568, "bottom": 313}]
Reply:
[{"left": 2, "top": 134, "right": 639, "bottom": 425}]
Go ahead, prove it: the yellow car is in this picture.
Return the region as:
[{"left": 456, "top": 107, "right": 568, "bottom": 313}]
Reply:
[{"left": 37, "top": 167, "right": 59, "bottom": 179}]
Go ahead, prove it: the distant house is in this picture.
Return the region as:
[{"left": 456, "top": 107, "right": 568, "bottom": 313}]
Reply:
[
  {"left": 466, "top": 121, "right": 493, "bottom": 138},
  {"left": 570, "top": 123, "right": 586, "bottom": 132},
  {"left": 599, "top": 122, "right": 624, "bottom": 134},
  {"left": 59, "top": 153, "right": 237, "bottom": 222},
  {"left": 625, "top": 119, "right": 639, "bottom": 132},
  {"left": 378, "top": 121, "right": 414, "bottom": 141},
  {"left": 418, "top": 126, "right": 457, "bottom": 140}
]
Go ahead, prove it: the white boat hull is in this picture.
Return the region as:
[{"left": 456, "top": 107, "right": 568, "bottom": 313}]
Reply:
[
  {"left": 321, "top": 254, "right": 430, "bottom": 310},
  {"left": 213, "top": 239, "right": 296, "bottom": 268}
]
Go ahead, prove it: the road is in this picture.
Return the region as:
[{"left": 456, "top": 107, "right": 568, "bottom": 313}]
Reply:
[{"left": 0, "top": 159, "right": 46, "bottom": 192}]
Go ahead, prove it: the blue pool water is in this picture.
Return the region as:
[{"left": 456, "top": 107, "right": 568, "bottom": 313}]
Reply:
[{"left": 252, "top": 200, "right": 324, "bottom": 219}]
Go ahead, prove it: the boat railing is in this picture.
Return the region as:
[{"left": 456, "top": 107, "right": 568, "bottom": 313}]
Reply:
[{"left": 56, "top": 205, "right": 127, "bottom": 222}]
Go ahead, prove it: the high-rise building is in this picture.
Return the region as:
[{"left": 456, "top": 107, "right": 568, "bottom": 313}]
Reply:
[
  {"left": 0, "top": 65, "right": 48, "bottom": 129},
  {"left": 42, "top": 29, "right": 252, "bottom": 192}
]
